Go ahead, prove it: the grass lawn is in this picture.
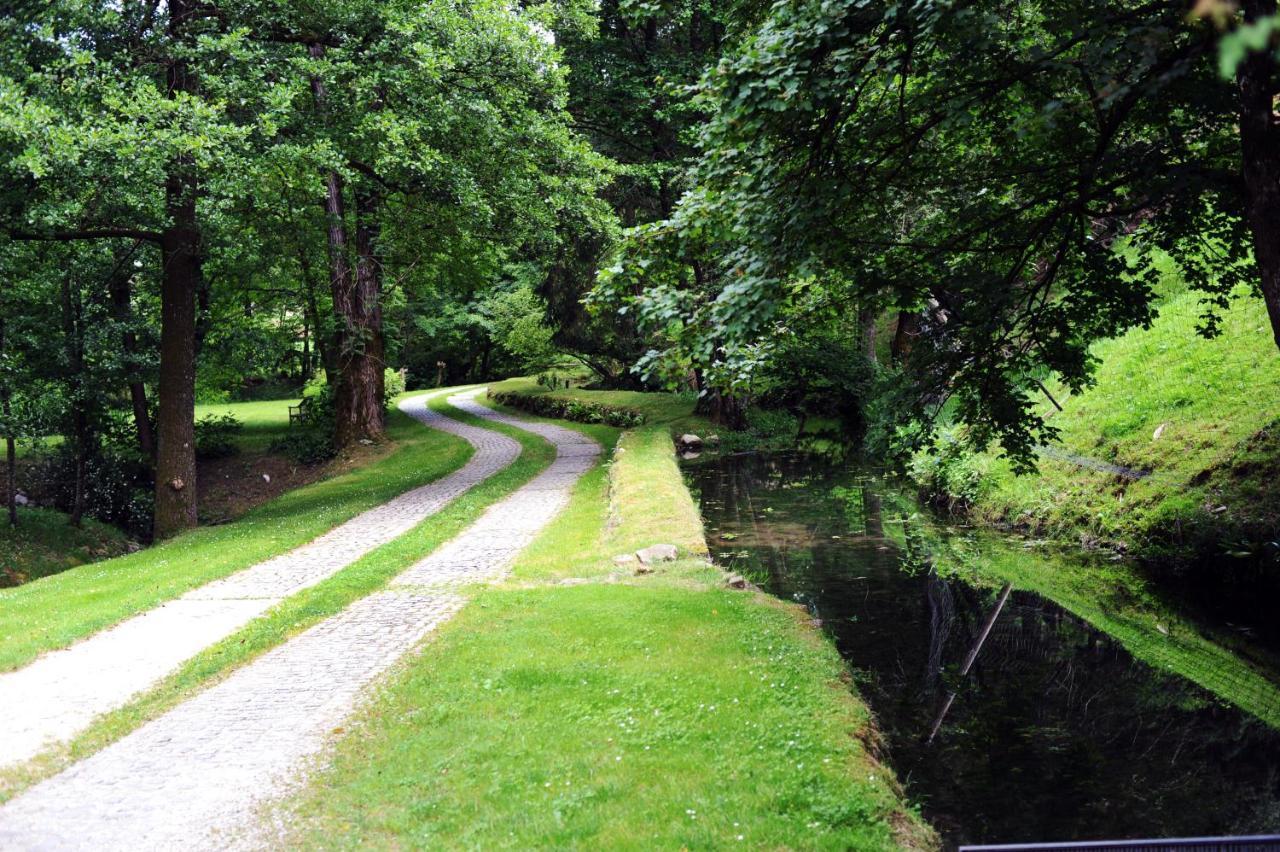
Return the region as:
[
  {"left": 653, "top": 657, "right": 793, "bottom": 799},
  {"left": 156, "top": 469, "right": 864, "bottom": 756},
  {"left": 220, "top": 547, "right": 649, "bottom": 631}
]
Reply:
[
  {"left": 964, "top": 281, "right": 1280, "bottom": 554},
  {"left": 195, "top": 397, "right": 298, "bottom": 453},
  {"left": 0, "top": 508, "right": 133, "bottom": 587},
  {"left": 0, "top": 389, "right": 475, "bottom": 674},
  {"left": 278, "top": 386, "right": 933, "bottom": 849}
]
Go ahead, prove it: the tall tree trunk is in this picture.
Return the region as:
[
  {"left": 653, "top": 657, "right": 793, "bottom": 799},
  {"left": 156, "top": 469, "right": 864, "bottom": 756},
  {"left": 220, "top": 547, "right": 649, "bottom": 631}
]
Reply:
[
  {"left": 308, "top": 43, "right": 383, "bottom": 445},
  {"left": 694, "top": 386, "right": 747, "bottom": 430},
  {"left": 301, "top": 312, "right": 312, "bottom": 382},
  {"left": 891, "top": 310, "right": 921, "bottom": 363},
  {"left": 60, "top": 274, "right": 88, "bottom": 528},
  {"left": 107, "top": 260, "right": 155, "bottom": 460},
  {"left": 295, "top": 244, "right": 335, "bottom": 383},
  {"left": 340, "top": 183, "right": 386, "bottom": 444},
  {"left": 153, "top": 0, "right": 202, "bottom": 539},
  {"left": 1238, "top": 0, "right": 1280, "bottom": 352},
  {"left": 0, "top": 318, "right": 15, "bottom": 527},
  {"left": 858, "top": 306, "right": 878, "bottom": 362}
]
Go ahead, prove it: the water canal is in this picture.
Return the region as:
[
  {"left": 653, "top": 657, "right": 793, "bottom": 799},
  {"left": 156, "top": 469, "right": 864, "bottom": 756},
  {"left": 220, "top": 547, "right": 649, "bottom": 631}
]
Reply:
[{"left": 683, "top": 451, "right": 1280, "bottom": 848}]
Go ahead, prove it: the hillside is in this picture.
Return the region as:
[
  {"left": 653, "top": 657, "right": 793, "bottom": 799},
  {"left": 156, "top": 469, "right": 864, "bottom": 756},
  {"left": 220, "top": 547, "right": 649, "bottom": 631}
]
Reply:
[{"left": 933, "top": 281, "right": 1280, "bottom": 560}]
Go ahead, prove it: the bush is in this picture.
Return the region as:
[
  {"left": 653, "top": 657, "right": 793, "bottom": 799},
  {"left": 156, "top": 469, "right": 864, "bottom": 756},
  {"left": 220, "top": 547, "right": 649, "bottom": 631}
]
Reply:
[
  {"left": 194, "top": 414, "right": 243, "bottom": 460},
  {"left": 716, "top": 407, "right": 802, "bottom": 453},
  {"left": 25, "top": 445, "right": 154, "bottom": 540},
  {"left": 489, "top": 390, "right": 645, "bottom": 428},
  {"left": 384, "top": 367, "right": 407, "bottom": 404},
  {"left": 270, "top": 429, "right": 338, "bottom": 465},
  {"left": 908, "top": 426, "right": 988, "bottom": 512}
]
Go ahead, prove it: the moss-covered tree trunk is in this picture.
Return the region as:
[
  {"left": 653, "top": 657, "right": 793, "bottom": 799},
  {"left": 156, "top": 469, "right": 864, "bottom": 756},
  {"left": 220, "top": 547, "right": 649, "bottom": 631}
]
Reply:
[{"left": 340, "top": 183, "right": 386, "bottom": 444}]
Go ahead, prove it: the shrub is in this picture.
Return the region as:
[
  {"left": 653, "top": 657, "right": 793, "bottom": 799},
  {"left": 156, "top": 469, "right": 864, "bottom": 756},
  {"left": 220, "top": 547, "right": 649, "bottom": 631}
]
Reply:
[
  {"left": 194, "top": 414, "right": 243, "bottom": 460},
  {"left": 716, "top": 407, "right": 802, "bottom": 452},
  {"left": 384, "top": 367, "right": 407, "bottom": 403},
  {"left": 488, "top": 390, "right": 644, "bottom": 428},
  {"left": 270, "top": 429, "right": 338, "bottom": 466},
  {"left": 908, "top": 427, "right": 988, "bottom": 512},
  {"left": 25, "top": 445, "right": 154, "bottom": 540}
]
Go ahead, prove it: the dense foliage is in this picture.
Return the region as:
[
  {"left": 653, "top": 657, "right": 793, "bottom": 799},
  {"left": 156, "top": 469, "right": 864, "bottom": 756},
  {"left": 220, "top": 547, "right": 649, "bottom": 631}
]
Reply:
[
  {"left": 0, "top": 0, "right": 611, "bottom": 537},
  {"left": 595, "top": 0, "right": 1280, "bottom": 467},
  {"left": 2, "top": 0, "right": 1278, "bottom": 542}
]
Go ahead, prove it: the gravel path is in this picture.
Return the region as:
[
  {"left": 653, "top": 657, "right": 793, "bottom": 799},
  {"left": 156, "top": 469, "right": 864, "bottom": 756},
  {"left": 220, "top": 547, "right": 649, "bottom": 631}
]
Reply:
[
  {"left": 0, "top": 393, "right": 600, "bottom": 851},
  {"left": 0, "top": 388, "right": 520, "bottom": 770}
]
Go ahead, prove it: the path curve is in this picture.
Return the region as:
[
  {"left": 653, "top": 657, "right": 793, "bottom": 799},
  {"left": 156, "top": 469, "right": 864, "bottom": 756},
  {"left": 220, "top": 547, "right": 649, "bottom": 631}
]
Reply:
[
  {"left": 0, "top": 392, "right": 600, "bottom": 850},
  {"left": 0, "top": 388, "right": 520, "bottom": 769}
]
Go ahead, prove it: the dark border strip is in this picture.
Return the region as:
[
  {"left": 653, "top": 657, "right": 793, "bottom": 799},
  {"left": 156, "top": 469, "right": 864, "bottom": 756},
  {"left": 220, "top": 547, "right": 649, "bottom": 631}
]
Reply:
[{"left": 961, "top": 835, "right": 1280, "bottom": 852}]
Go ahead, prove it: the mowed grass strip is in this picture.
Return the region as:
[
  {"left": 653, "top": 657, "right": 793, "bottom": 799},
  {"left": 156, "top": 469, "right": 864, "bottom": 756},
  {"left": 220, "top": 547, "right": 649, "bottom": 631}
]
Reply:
[
  {"left": 283, "top": 585, "right": 923, "bottom": 850},
  {"left": 0, "top": 390, "right": 474, "bottom": 673},
  {"left": 0, "top": 393, "right": 560, "bottom": 802},
  {"left": 280, "top": 387, "right": 933, "bottom": 849}
]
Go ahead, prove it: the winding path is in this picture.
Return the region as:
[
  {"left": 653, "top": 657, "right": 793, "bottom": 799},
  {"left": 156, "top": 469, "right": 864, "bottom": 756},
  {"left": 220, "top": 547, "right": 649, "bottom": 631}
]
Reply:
[
  {"left": 0, "top": 388, "right": 520, "bottom": 770},
  {"left": 0, "top": 392, "right": 599, "bottom": 850}
]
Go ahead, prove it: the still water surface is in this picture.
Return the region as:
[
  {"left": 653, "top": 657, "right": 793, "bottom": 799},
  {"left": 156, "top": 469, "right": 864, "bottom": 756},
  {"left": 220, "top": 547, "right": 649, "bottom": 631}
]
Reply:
[{"left": 684, "top": 452, "right": 1280, "bottom": 848}]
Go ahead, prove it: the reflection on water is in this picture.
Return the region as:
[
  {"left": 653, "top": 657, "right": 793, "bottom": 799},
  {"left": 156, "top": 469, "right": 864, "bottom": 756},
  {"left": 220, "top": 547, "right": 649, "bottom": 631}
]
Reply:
[{"left": 685, "top": 452, "right": 1280, "bottom": 848}]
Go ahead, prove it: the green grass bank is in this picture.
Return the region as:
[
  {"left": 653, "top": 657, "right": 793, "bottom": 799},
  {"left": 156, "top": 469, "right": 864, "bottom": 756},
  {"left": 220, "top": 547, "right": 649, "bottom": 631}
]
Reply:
[
  {"left": 0, "top": 508, "right": 133, "bottom": 588},
  {"left": 915, "top": 282, "right": 1280, "bottom": 561},
  {"left": 278, "top": 385, "right": 934, "bottom": 849}
]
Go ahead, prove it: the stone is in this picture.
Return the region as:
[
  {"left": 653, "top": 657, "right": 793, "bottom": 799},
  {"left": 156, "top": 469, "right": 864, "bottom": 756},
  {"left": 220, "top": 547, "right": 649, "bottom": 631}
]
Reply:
[
  {"left": 680, "top": 451, "right": 701, "bottom": 461},
  {"left": 705, "top": 434, "right": 720, "bottom": 445},
  {"left": 725, "top": 573, "right": 748, "bottom": 590},
  {"left": 262, "top": 473, "right": 271, "bottom": 483},
  {"left": 678, "top": 433, "right": 703, "bottom": 450},
  {"left": 613, "top": 554, "right": 639, "bottom": 567},
  {"left": 13, "top": 491, "right": 28, "bottom": 507},
  {"left": 635, "top": 543, "right": 678, "bottom": 565}
]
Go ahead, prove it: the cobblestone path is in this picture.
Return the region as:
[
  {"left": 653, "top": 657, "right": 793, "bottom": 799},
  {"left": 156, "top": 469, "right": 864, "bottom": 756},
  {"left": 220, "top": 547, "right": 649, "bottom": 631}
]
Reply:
[
  {"left": 0, "top": 388, "right": 520, "bottom": 770},
  {"left": 0, "top": 393, "right": 600, "bottom": 851}
]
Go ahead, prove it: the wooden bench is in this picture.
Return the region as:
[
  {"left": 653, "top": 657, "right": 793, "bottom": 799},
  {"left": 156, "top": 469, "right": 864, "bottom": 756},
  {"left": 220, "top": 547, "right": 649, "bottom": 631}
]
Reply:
[{"left": 288, "top": 401, "right": 309, "bottom": 427}]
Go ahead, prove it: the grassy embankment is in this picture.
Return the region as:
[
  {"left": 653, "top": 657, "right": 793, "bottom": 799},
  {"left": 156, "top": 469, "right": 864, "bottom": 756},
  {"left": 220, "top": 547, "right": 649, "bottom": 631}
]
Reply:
[
  {"left": 194, "top": 396, "right": 298, "bottom": 452},
  {"left": 279, "top": 379, "right": 933, "bottom": 850},
  {"left": 920, "top": 276, "right": 1280, "bottom": 558},
  {"left": 0, "top": 508, "right": 133, "bottom": 587},
  {"left": 0, "top": 390, "right": 568, "bottom": 802},
  {"left": 0, "top": 390, "right": 478, "bottom": 674}
]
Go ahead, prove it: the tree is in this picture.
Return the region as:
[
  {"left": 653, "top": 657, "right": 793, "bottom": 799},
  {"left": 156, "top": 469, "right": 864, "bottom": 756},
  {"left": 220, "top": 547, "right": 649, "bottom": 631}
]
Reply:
[
  {"left": 600, "top": 0, "right": 1274, "bottom": 465},
  {"left": 0, "top": 1, "right": 280, "bottom": 537}
]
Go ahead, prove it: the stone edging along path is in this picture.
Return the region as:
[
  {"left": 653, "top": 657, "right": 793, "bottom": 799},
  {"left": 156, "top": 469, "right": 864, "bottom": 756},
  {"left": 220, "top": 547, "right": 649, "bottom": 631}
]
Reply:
[
  {"left": 0, "top": 392, "right": 600, "bottom": 850},
  {"left": 0, "top": 387, "right": 522, "bottom": 770}
]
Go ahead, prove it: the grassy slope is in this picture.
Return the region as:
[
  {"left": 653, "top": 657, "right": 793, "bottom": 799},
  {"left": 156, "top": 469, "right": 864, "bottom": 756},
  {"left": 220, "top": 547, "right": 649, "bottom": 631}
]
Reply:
[
  {"left": 0, "top": 508, "right": 133, "bottom": 587},
  {"left": 969, "top": 283, "right": 1280, "bottom": 553},
  {"left": 281, "top": 386, "right": 933, "bottom": 850},
  {"left": 0, "top": 390, "right": 474, "bottom": 673},
  {"left": 0, "top": 392, "right": 561, "bottom": 801}
]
